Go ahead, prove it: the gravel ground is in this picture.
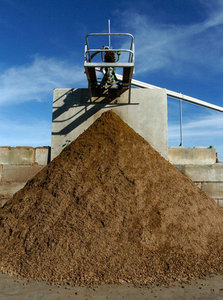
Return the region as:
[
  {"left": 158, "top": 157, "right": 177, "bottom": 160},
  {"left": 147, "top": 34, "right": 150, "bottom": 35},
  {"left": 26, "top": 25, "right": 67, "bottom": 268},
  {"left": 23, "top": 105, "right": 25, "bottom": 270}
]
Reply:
[{"left": 1, "top": 272, "right": 223, "bottom": 300}]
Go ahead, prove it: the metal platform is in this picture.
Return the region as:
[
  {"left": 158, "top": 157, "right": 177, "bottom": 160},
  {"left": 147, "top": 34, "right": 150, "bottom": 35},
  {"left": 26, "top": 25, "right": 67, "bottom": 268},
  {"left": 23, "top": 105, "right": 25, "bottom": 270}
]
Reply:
[{"left": 84, "top": 29, "right": 135, "bottom": 102}]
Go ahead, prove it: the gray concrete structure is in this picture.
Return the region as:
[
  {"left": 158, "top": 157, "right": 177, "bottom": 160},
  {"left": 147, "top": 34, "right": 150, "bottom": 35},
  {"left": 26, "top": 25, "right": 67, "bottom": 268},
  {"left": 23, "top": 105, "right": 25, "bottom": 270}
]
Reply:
[
  {"left": 175, "top": 163, "right": 223, "bottom": 206},
  {"left": 0, "top": 146, "right": 50, "bottom": 166},
  {"left": 169, "top": 147, "right": 217, "bottom": 165},
  {"left": 0, "top": 164, "right": 2, "bottom": 182},
  {"left": 0, "top": 164, "right": 45, "bottom": 207},
  {"left": 0, "top": 147, "right": 35, "bottom": 165},
  {"left": 175, "top": 163, "right": 223, "bottom": 182},
  {"left": 0, "top": 147, "right": 49, "bottom": 207},
  {"left": 1, "top": 165, "right": 43, "bottom": 183},
  {"left": 0, "top": 182, "right": 26, "bottom": 205},
  {"left": 51, "top": 88, "right": 168, "bottom": 160},
  {"left": 201, "top": 182, "right": 223, "bottom": 199},
  {"left": 35, "top": 147, "right": 50, "bottom": 165}
]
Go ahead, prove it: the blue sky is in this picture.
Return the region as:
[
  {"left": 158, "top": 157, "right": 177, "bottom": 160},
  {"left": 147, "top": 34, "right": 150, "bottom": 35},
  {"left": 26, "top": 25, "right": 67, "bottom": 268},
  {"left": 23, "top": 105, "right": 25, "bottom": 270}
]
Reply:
[{"left": 0, "top": 0, "right": 223, "bottom": 159}]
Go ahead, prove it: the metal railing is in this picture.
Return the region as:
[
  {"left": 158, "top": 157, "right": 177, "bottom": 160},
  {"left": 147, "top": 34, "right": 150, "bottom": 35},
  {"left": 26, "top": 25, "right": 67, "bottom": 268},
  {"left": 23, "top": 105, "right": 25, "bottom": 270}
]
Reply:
[{"left": 85, "top": 33, "right": 135, "bottom": 64}]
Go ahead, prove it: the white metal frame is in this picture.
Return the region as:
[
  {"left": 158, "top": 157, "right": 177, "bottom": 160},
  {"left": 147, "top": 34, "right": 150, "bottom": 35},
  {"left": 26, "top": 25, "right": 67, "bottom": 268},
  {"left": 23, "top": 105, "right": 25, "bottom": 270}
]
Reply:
[{"left": 84, "top": 31, "right": 135, "bottom": 102}]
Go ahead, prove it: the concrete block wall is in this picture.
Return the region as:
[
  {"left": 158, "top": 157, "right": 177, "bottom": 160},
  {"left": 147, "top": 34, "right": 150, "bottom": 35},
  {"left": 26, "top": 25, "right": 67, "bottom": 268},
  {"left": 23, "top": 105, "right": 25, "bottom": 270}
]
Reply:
[
  {"left": 0, "top": 147, "right": 50, "bottom": 207},
  {"left": 169, "top": 147, "right": 217, "bottom": 165},
  {"left": 175, "top": 163, "right": 223, "bottom": 207},
  {"left": 169, "top": 147, "right": 223, "bottom": 206},
  {"left": 0, "top": 145, "right": 222, "bottom": 208}
]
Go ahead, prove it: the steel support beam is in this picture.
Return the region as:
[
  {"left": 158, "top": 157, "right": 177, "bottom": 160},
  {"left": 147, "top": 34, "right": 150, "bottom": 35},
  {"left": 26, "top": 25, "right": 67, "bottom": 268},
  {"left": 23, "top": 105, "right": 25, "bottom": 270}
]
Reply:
[{"left": 115, "top": 74, "right": 223, "bottom": 113}]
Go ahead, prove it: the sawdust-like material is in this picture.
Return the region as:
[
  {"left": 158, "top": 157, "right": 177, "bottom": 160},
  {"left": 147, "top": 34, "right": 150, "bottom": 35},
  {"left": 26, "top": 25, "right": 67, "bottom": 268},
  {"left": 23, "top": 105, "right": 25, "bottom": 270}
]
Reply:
[{"left": 1, "top": 111, "right": 223, "bottom": 287}]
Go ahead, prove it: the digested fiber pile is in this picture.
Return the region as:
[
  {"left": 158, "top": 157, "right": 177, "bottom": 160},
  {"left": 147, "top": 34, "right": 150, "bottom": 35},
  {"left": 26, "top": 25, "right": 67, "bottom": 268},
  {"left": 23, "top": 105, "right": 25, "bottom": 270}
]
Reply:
[{"left": 1, "top": 111, "right": 223, "bottom": 286}]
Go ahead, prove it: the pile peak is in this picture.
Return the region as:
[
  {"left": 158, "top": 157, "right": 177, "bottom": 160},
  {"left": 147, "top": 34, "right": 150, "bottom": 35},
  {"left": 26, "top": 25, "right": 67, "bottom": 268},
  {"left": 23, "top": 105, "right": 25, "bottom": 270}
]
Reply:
[{"left": 1, "top": 110, "right": 223, "bottom": 286}]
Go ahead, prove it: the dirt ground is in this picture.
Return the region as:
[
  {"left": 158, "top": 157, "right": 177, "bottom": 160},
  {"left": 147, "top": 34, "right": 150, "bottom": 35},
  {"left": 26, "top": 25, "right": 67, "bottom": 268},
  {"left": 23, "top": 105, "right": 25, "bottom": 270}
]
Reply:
[{"left": 1, "top": 272, "right": 223, "bottom": 300}]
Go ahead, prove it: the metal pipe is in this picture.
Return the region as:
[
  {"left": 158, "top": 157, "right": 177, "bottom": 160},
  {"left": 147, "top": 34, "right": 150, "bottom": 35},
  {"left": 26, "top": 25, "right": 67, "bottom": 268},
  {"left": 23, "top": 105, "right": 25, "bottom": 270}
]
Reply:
[
  {"left": 86, "top": 33, "right": 134, "bottom": 38},
  {"left": 85, "top": 33, "right": 134, "bottom": 62},
  {"left": 115, "top": 74, "right": 223, "bottom": 113},
  {"left": 166, "top": 91, "right": 223, "bottom": 113},
  {"left": 179, "top": 100, "right": 183, "bottom": 146},
  {"left": 86, "top": 48, "right": 133, "bottom": 52},
  {"left": 86, "top": 49, "right": 134, "bottom": 64},
  {"left": 86, "top": 49, "right": 134, "bottom": 53},
  {"left": 108, "top": 19, "right": 111, "bottom": 49},
  {"left": 86, "top": 33, "right": 134, "bottom": 46}
]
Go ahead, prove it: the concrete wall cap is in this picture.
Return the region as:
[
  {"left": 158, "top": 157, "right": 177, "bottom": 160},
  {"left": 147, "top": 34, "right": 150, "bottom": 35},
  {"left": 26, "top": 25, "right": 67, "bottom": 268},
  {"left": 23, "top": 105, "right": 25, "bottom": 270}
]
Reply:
[
  {"left": 35, "top": 146, "right": 50, "bottom": 149},
  {"left": 0, "top": 146, "right": 12, "bottom": 149}
]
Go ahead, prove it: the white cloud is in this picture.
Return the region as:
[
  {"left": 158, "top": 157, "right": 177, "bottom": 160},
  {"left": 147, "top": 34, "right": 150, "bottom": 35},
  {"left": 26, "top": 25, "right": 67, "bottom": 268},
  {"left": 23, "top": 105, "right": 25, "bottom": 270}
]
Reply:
[
  {"left": 168, "top": 112, "right": 223, "bottom": 159},
  {"left": 168, "top": 113, "right": 223, "bottom": 139},
  {"left": 0, "top": 118, "right": 51, "bottom": 146},
  {"left": 0, "top": 55, "right": 86, "bottom": 106},
  {"left": 120, "top": 2, "right": 223, "bottom": 75}
]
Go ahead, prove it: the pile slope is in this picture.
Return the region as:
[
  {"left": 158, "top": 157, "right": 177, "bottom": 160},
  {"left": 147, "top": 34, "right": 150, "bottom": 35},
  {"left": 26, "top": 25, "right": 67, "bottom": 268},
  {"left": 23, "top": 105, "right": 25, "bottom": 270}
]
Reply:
[{"left": 1, "top": 111, "right": 223, "bottom": 286}]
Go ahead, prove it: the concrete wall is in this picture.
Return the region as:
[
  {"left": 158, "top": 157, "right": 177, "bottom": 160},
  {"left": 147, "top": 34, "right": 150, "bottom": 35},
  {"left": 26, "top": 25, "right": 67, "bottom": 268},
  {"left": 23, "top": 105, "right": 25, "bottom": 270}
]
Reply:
[
  {"left": 0, "top": 145, "right": 222, "bottom": 208},
  {"left": 51, "top": 88, "right": 168, "bottom": 160},
  {"left": 169, "top": 147, "right": 223, "bottom": 206},
  {"left": 0, "top": 147, "right": 50, "bottom": 207},
  {"left": 175, "top": 163, "right": 223, "bottom": 206},
  {"left": 0, "top": 146, "right": 50, "bottom": 165},
  {"left": 169, "top": 147, "right": 217, "bottom": 165}
]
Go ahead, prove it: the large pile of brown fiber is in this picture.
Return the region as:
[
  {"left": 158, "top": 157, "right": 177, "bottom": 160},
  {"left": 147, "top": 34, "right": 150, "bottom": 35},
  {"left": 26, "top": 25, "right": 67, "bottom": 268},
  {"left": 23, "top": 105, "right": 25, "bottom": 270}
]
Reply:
[{"left": 1, "top": 111, "right": 223, "bottom": 287}]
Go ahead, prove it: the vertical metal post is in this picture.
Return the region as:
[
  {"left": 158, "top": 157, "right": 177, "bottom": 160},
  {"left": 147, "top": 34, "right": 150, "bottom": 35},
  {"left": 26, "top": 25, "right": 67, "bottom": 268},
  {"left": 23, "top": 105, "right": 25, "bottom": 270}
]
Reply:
[
  {"left": 179, "top": 100, "right": 183, "bottom": 146},
  {"left": 108, "top": 19, "right": 111, "bottom": 49}
]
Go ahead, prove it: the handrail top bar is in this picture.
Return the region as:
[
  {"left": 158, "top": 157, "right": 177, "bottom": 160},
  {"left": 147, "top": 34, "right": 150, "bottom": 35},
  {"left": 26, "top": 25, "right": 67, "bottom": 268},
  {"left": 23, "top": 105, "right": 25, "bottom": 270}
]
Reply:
[
  {"left": 85, "top": 62, "right": 134, "bottom": 67},
  {"left": 86, "top": 49, "right": 134, "bottom": 53},
  {"left": 166, "top": 91, "right": 223, "bottom": 113},
  {"left": 86, "top": 33, "right": 134, "bottom": 38}
]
